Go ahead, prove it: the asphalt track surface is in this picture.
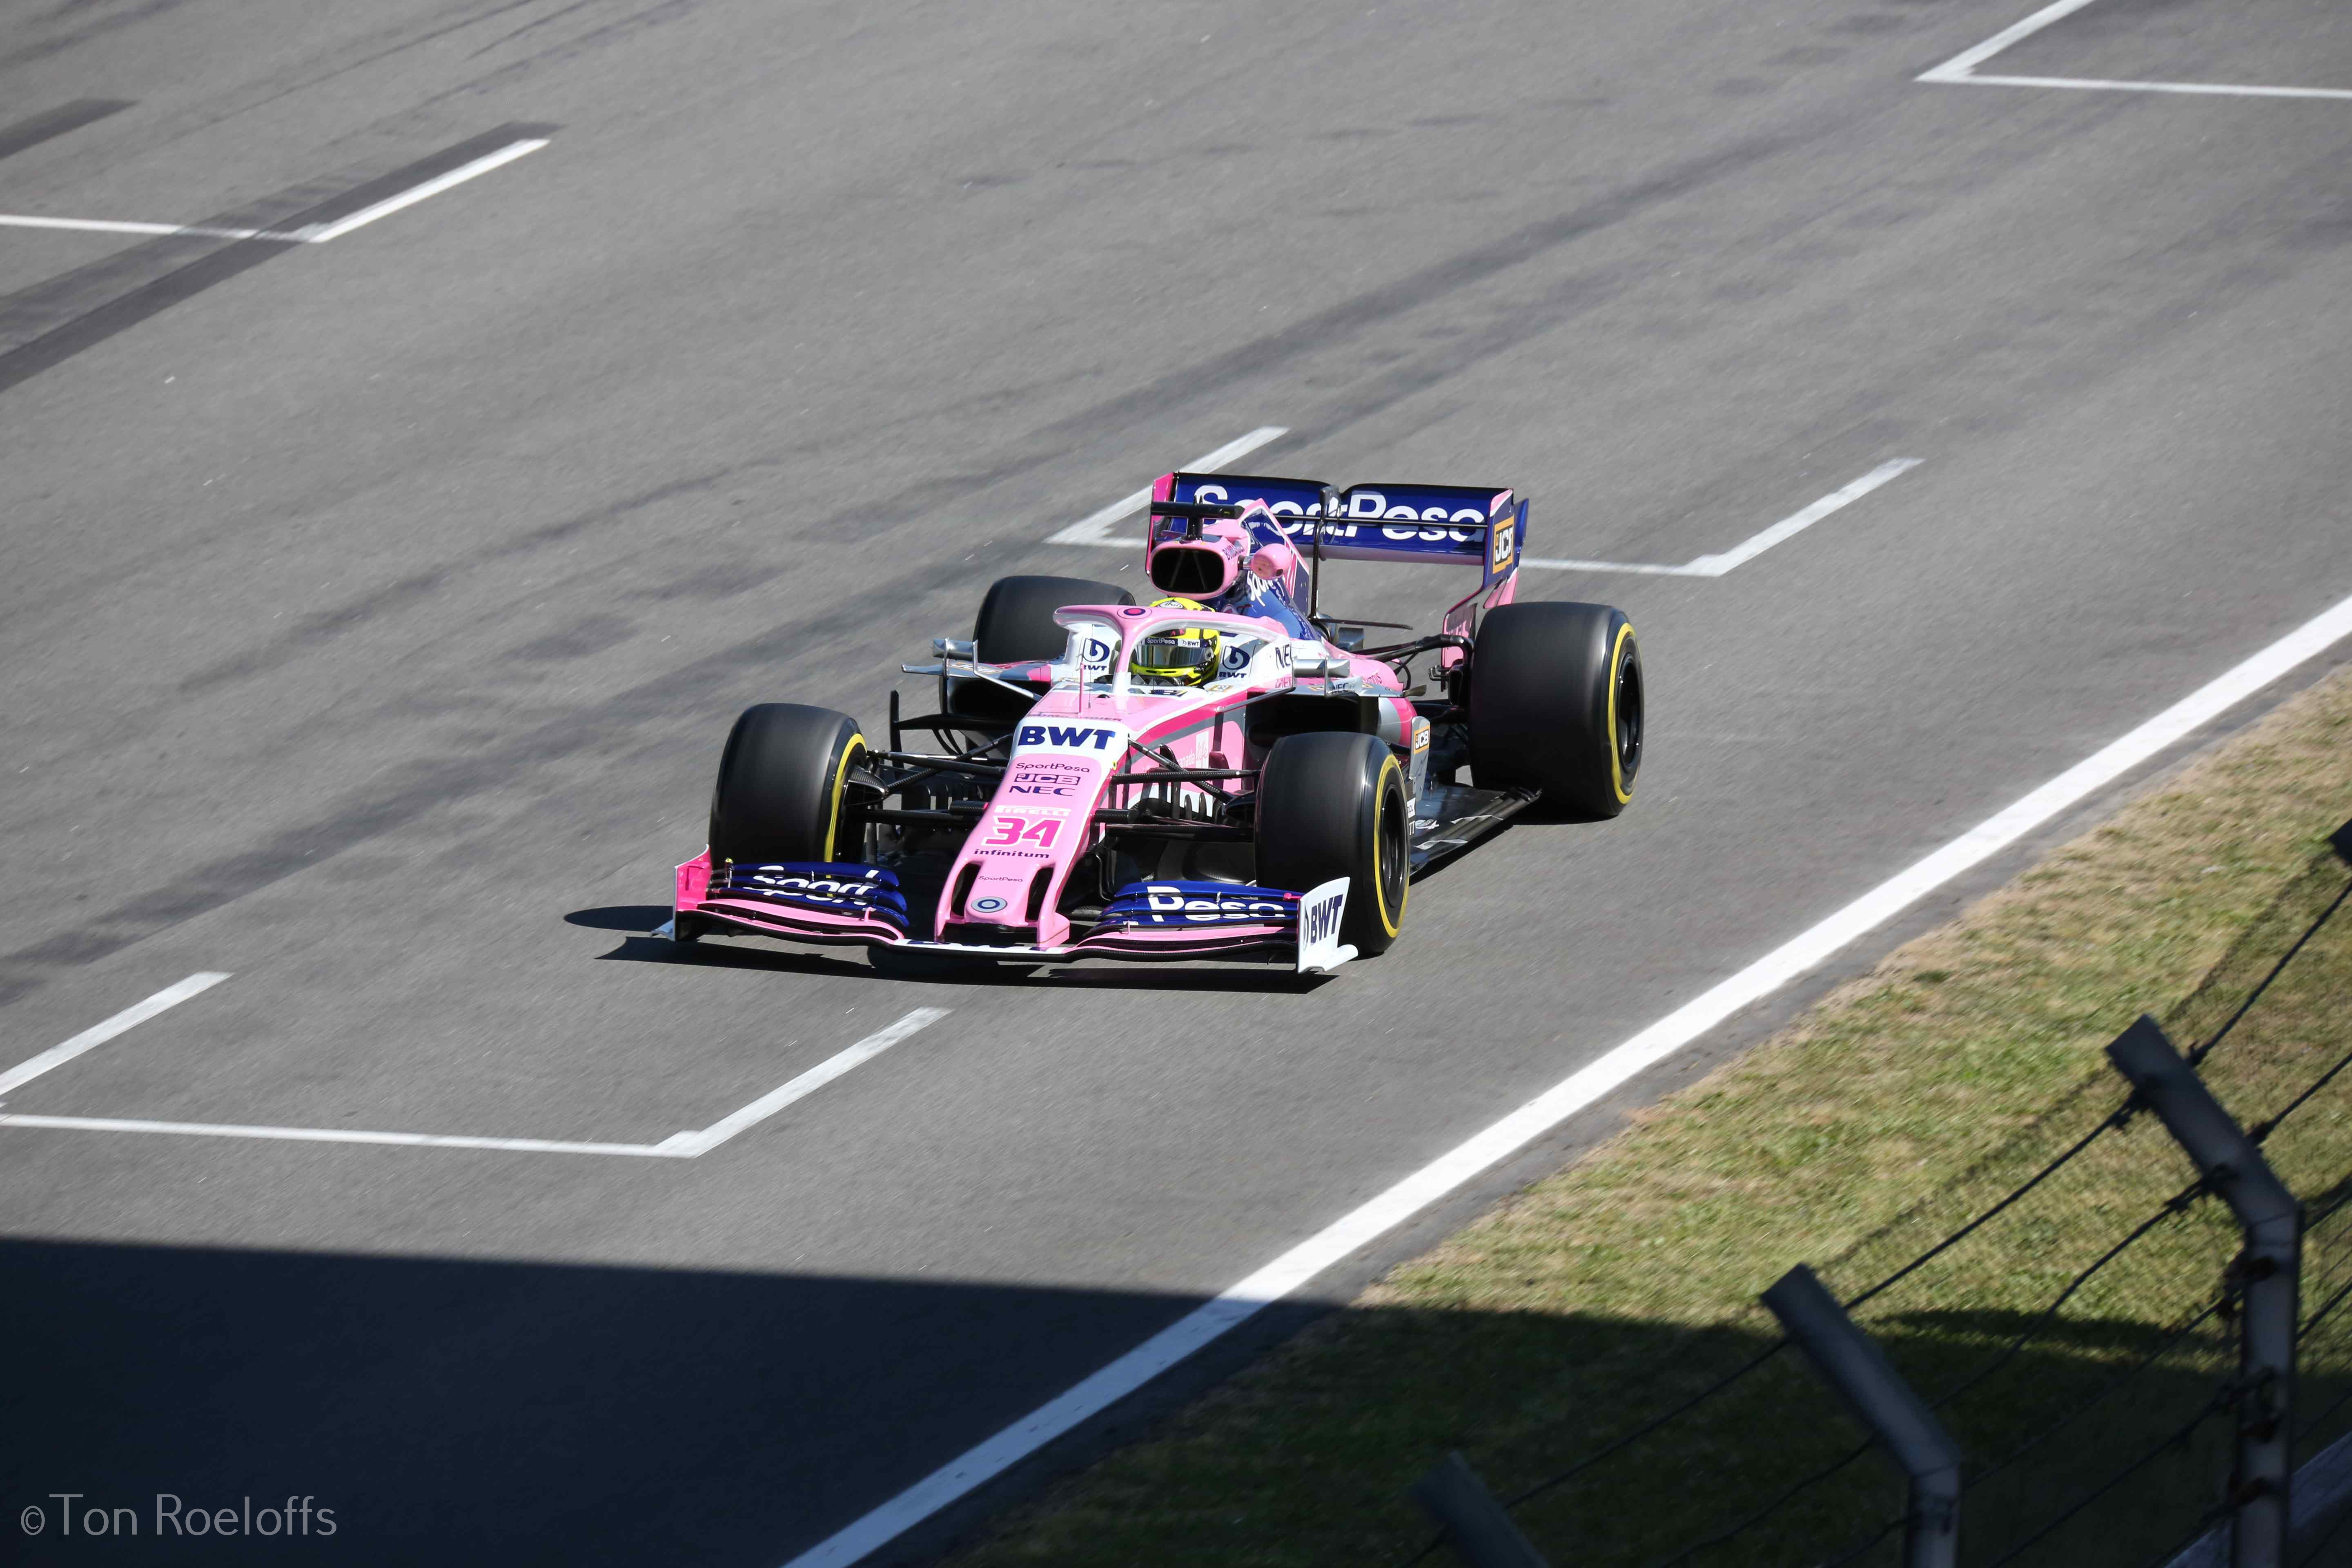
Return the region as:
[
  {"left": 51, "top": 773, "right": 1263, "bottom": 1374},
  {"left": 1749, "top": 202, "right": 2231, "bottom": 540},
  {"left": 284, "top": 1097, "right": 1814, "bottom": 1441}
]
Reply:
[{"left": 2, "top": 0, "right": 2349, "bottom": 1561}]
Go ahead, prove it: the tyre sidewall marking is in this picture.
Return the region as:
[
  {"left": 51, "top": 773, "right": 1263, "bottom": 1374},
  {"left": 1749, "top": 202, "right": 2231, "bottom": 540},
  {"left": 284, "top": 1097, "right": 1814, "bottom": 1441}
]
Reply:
[
  {"left": 825, "top": 731, "right": 865, "bottom": 860},
  {"left": 1605, "top": 621, "right": 1636, "bottom": 806},
  {"left": 1372, "top": 753, "right": 1404, "bottom": 937}
]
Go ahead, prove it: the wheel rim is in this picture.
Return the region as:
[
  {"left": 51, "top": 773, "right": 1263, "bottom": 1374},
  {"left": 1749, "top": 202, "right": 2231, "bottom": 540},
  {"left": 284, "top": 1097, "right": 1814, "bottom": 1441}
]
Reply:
[{"left": 1614, "top": 647, "right": 1644, "bottom": 785}]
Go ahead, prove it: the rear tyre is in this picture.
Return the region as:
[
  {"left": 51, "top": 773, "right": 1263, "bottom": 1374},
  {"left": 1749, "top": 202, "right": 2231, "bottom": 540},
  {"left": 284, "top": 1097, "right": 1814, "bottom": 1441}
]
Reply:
[
  {"left": 707, "top": 703, "right": 866, "bottom": 864},
  {"left": 1468, "top": 601, "right": 1642, "bottom": 818},
  {"left": 971, "top": 575, "right": 1135, "bottom": 664},
  {"left": 1255, "top": 731, "right": 1409, "bottom": 957}
]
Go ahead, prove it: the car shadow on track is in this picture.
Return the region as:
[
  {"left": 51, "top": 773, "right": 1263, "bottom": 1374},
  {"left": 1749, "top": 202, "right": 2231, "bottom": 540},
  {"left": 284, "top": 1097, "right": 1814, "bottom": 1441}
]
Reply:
[
  {"left": 564, "top": 905, "right": 675, "bottom": 931},
  {"left": 587, "top": 930, "right": 877, "bottom": 982}
]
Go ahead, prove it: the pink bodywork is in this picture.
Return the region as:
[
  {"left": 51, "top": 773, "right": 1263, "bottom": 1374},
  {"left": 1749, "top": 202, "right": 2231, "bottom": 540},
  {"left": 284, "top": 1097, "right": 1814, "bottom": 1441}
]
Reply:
[
  {"left": 672, "top": 598, "right": 1413, "bottom": 959},
  {"left": 671, "top": 476, "right": 1524, "bottom": 963}
]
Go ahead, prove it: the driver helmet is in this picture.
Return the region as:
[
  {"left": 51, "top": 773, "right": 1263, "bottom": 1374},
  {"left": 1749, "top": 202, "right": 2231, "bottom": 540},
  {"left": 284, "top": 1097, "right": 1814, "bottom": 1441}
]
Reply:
[{"left": 1131, "top": 598, "right": 1221, "bottom": 687}]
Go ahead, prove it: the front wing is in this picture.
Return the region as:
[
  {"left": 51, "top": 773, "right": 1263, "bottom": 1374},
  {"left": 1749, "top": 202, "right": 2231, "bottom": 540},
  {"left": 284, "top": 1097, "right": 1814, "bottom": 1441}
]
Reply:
[
  {"left": 663, "top": 784, "right": 1534, "bottom": 970},
  {"left": 670, "top": 858, "right": 1358, "bottom": 973}
]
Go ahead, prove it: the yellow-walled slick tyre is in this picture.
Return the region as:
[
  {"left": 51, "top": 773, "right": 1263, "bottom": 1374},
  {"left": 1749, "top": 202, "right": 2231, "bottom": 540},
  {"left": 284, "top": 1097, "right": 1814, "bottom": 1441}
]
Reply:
[
  {"left": 1256, "top": 730, "right": 1410, "bottom": 957},
  {"left": 708, "top": 703, "right": 866, "bottom": 865},
  {"left": 1469, "top": 601, "right": 1642, "bottom": 818}
]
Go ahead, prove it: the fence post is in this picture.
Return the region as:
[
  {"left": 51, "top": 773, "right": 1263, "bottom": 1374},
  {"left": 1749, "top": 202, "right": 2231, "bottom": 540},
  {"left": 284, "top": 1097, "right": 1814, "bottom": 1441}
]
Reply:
[
  {"left": 2107, "top": 1013, "right": 2302, "bottom": 1568},
  {"left": 1762, "top": 1264, "right": 1962, "bottom": 1568},
  {"left": 1410, "top": 1452, "right": 1554, "bottom": 1568}
]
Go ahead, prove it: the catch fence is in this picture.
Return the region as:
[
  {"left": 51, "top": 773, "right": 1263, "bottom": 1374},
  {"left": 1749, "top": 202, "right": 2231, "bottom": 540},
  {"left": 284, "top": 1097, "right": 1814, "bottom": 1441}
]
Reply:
[{"left": 1410, "top": 818, "right": 2352, "bottom": 1568}]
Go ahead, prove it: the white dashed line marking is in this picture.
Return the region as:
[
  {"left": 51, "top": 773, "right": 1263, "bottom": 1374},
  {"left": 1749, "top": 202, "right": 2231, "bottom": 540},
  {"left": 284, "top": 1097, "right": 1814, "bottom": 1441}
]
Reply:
[
  {"left": 0, "top": 1006, "right": 949, "bottom": 1159},
  {"left": 1522, "top": 458, "right": 1919, "bottom": 577},
  {"left": 1920, "top": 0, "right": 2352, "bottom": 100},
  {"left": 295, "top": 137, "right": 548, "bottom": 243},
  {"left": 0, "top": 214, "right": 306, "bottom": 241},
  {"left": 1048, "top": 426, "right": 1288, "bottom": 546},
  {"left": 0, "top": 973, "right": 229, "bottom": 1097},
  {"left": 0, "top": 136, "right": 552, "bottom": 247}
]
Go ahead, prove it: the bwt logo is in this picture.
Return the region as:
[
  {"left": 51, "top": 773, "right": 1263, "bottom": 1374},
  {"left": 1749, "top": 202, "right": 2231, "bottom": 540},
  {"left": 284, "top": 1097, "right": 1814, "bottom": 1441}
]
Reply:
[
  {"left": 1301, "top": 891, "right": 1345, "bottom": 944},
  {"left": 1015, "top": 724, "right": 1124, "bottom": 752}
]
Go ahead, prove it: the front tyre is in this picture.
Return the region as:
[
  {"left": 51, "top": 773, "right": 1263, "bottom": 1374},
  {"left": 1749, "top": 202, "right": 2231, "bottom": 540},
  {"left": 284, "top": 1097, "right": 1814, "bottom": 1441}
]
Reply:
[
  {"left": 1256, "top": 731, "right": 1410, "bottom": 957},
  {"left": 1468, "top": 602, "right": 1642, "bottom": 818},
  {"left": 708, "top": 703, "right": 866, "bottom": 864}
]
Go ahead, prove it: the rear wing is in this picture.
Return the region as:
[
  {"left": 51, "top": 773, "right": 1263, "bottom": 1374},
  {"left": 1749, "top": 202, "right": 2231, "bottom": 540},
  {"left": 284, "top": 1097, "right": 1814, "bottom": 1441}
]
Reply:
[
  {"left": 1157, "top": 471, "right": 1526, "bottom": 587},
  {"left": 1330, "top": 483, "right": 1524, "bottom": 583}
]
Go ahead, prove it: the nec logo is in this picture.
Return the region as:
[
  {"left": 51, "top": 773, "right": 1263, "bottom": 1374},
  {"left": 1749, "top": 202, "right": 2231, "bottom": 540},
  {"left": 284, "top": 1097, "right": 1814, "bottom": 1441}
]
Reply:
[
  {"left": 1007, "top": 784, "right": 1076, "bottom": 797},
  {"left": 1015, "top": 723, "right": 1125, "bottom": 753}
]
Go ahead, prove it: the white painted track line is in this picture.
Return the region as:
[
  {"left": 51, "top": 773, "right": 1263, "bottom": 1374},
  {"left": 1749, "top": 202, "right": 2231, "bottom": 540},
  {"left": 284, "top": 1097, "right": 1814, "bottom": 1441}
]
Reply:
[
  {"left": 1918, "top": 0, "right": 2105, "bottom": 82},
  {"left": 0, "top": 1006, "right": 948, "bottom": 1159},
  {"left": 1048, "top": 427, "right": 1288, "bottom": 546},
  {"left": 0, "top": 972, "right": 229, "bottom": 1098},
  {"left": 0, "top": 138, "right": 552, "bottom": 251},
  {"left": 1918, "top": 0, "right": 2352, "bottom": 99},
  {"left": 1953, "top": 76, "right": 2352, "bottom": 101},
  {"left": 0, "top": 215, "right": 306, "bottom": 241},
  {"left": 781, "top": 586, "right": 2352, "bottom": 1568},
  {"left": 1523, "top": 459, "right": 1919, "bottom": 576},
  {"left": 667, "top": 1007, "right": 948, "bottom": 1156},
  {"left": 0, "top": 1112, "right": 685, "bottom": 1157},
  {"left": 297, "top": 138, "right": 549, "bottom": 243}
]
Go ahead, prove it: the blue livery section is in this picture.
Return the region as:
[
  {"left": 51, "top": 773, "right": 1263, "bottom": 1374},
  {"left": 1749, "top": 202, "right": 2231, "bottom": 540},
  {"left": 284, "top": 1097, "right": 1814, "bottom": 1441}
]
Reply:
[
  {"left": 1097, "top": 880, "right": 1302, "bottom": 929},
  {"left": 1165, "top": 471, "right": 1523, "bottom": 570},
  {"left": 1166, "top": 470, "right": 1335, "bottom": 561},
  {"left": 1318, "top": 483, "right": 1517, "bottom": 567},
  {"left": 1168, "top": 471, "right": 1333, "bottom": 520},
  {"left": 715, "top": 862, "right": 910, "bottom": 929}
]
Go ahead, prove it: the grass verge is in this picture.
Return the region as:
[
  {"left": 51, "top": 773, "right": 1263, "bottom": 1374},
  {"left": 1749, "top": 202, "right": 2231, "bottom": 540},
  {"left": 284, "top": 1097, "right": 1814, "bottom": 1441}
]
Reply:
[{"left": 950, "top": 666, "right": 2352, "bottom": 1568}]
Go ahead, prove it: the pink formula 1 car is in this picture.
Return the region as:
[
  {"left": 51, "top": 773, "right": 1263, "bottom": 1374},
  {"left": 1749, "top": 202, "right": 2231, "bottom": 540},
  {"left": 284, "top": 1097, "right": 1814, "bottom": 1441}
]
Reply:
[{"left": 662, "top": 470, "right": 1643, "bottom": 973}]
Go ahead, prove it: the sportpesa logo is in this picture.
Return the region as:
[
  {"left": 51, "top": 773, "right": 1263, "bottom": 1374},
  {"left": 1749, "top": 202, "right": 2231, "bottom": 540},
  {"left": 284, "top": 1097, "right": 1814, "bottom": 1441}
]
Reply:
[
  {"left": 741, "top": 870, "right": 889, "bottom": 902},
  {"left": 1143, "top": 886, "right": 1292, "bottom": 921}
]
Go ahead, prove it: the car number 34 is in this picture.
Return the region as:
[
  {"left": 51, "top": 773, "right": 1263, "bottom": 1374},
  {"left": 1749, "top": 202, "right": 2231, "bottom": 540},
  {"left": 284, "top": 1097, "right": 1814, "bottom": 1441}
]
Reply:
[{"left": 984, "top": 816, "right": 1060, "bottom": 848}]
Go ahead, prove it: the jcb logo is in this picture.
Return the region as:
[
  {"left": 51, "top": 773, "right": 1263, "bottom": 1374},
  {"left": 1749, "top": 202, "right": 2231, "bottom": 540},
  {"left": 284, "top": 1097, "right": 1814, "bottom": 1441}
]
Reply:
[{"left": 1488, "top": 517, "right": 1516, "bottom": 575}]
